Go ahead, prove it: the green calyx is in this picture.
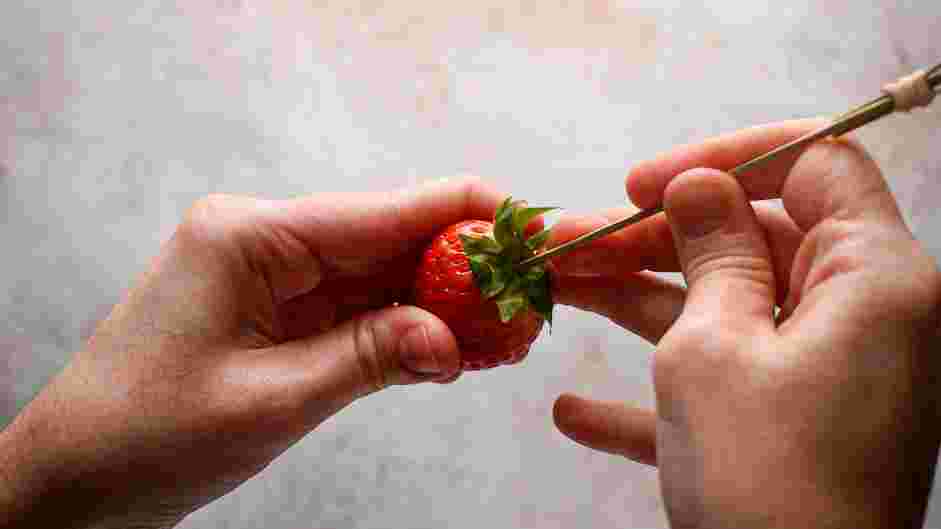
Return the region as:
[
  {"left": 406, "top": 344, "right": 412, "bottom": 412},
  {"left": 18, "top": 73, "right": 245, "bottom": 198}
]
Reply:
[{"left": 460, "top": 197, "right": 557, "bottom": 324}]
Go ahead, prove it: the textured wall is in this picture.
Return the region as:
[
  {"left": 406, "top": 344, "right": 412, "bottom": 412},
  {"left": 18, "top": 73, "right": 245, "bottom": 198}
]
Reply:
[{"left": 1, "top": 1, "right": 939, "bottom": 528}]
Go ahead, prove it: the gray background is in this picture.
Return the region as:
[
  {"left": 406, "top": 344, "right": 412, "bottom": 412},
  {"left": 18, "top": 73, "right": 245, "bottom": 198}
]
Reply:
[{"left": 2, "top": 1, "right": 939, "bottom": 527}]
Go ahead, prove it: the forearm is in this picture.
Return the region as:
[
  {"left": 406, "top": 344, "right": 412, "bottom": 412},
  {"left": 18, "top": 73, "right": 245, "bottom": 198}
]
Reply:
[
  {"left": 0, "top": 395, "right": 184, "bottom": 529},
  {"left": 0, "top": 395, "right": 107, "bottom": 529}
]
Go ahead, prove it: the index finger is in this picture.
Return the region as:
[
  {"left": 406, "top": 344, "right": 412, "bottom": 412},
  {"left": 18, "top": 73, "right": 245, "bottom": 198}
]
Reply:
[
  {"left": 626, "top": 118, "right": 828, "bottom": 209},
  {"left": 276, "top": 176, "right": 505, "bottom": 266}
]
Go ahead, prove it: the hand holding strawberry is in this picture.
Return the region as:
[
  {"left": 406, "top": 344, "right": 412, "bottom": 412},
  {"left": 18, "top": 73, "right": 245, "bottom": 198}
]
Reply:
[{"left": 0, "top": 178, "right": 519, "bottom": 528}]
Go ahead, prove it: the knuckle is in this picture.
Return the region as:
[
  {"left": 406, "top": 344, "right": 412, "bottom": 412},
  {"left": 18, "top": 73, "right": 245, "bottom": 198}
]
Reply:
[
  {"left": 655, "top": 318, "right": 741, "bottom": 388},
  {"left": 455, "top": 174, "right": 497, "bottom": 204},
  {"left": 684, "top": 243, "right": 776, "bottom": 291},
  {"left": 677, "top": 317, "right": 741, "bottom": 357},
  {"left": 352, "top": 314, "right": 389, "bottom": 394},
  {"left": 802, "top": 219, "right": 892, "bottom": 291},
  {"left": 813, "top": 217, "right": 860, "bottom": 247},
  {"left": 179, "top": 194, "right": 239, "bottom": 243},
  {"left": 454, "top": 173, "right": 484, "bottom": 186},
  {"left": 900, "top": 250, "right": 941, "bottom": 323},
  {"left": 815, "top": 224, "right": 941, "bottom": 321},
  {"left": 177, "top": 194, "right": 263, "bottom": 254},
  {"left": 652, "top": 344, "right": 682, "bottom": 391},
  {"left": 803, "top": 246, "right": 865, "bottom": 292},
  {"left": 185, "top": 193, "right": 237, "bottom": 225},
  {"left": 688, "top": 252, "right": 774, "bottom": 283}
]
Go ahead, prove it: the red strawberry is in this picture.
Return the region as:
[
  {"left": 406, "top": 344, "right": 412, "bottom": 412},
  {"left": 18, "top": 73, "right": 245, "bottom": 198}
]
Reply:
[{"left": 413, "top": 198, "right": 555, "bottom": 370}]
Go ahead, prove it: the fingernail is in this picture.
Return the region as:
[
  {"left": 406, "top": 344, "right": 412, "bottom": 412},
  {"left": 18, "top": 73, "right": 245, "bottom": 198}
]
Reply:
[
  {"left": 399, "top": 326, "right": 442, "bottom": 374},
  {"left": 667, "top": 169, "right": 732, "bottom": 239}
]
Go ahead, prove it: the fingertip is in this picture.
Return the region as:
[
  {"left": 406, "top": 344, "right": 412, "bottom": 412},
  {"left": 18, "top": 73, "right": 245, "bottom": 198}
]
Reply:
[
  {"left": 418, "top": 312, "right": 463, "bottom": 378},
  {"left": 625, "top": 164, "right": 660, "bottom": 209},
  {"left": 395, "top": 306, "right": 461, "bottom": 380},
  {"left": 552, "top": 393, "right": 585, "bottom": 435},
  {"left": 663, "top": 168, "right": 741, "bottom": 238},
  {"left": 552, "top": 394, "right": 658, "bottom": 466},
  {"left": 664, "top": 167, "right": 778, "bottom": 323}
]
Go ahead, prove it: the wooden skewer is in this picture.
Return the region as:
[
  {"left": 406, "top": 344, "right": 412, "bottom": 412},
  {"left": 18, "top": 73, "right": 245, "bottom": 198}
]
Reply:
[{"left": 518, "top": 62, "right": 940, "bottom": 268}]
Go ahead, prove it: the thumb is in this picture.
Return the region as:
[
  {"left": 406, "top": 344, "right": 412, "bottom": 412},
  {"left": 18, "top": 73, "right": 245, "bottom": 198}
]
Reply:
[
  {"left": 271, "top": 305, "right": 462, "bottom": 408},
  {"left": 664, "top": 168, "right": 777, "bottom": 327}
]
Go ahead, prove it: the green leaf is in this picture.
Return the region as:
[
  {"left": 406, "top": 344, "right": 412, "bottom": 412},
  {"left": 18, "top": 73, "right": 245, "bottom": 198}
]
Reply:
[
  {"left": 476, "top": 196, "right": 557, "bottom": 324},
  {"left": 496, "top": 291, "right": 528, "bottom": 323},
  {"left": 468, "top": 254, "right": 507, "bottom": 298},
  {"left": 525, "top": 227, "right": 553, "bottom": 251},
  {"left": 467, "top": 253, "right": 491, "bottom": 284},
  {"left": 527, "top": 281, "right": 554, "bottom": 325},
  {"left": 492, "top": 197, "right": 517, "bottom": 248},
  {"left": 523, "top": 265, "right": 545, "bottom": 282},
  {"left": 486, "top": 265, "right": 509, "bottom": 298},
  {"left": 459, "top": 234, "right": 502, "bottom": 255},
  {"left": 494, "top": 196, "right": 514, "bottom": 220},
  {"left": 503, "top": 274, "right": 524, "bottom": 294},
  {"left": 512, "top": 207, "right": 556, "bottom": 236}
]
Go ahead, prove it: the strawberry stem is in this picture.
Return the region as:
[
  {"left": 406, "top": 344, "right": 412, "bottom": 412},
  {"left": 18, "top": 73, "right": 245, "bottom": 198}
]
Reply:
[{"left": 460, "top": 197, "right": 557, "bottom": 323}]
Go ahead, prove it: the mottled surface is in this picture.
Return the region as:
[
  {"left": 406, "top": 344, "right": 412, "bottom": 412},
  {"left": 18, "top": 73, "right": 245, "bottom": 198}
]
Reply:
[{"left": 1, "top": 1, "right": 939, "bottom": 528}]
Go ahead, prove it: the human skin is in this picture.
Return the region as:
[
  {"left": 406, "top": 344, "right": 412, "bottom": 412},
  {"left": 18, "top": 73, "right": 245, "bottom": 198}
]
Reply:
[
  {"left": 0, "top": 177, "right": 513, "bottom": 529},
  {"left": 0, "top": 120, "right": 938, "bottom": 529},
  {"left": 0, "top": 174, "right": 671, "bottom": 529},
  {"left": 551, "top": 119, "right": 941, "bottom": 528}
]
